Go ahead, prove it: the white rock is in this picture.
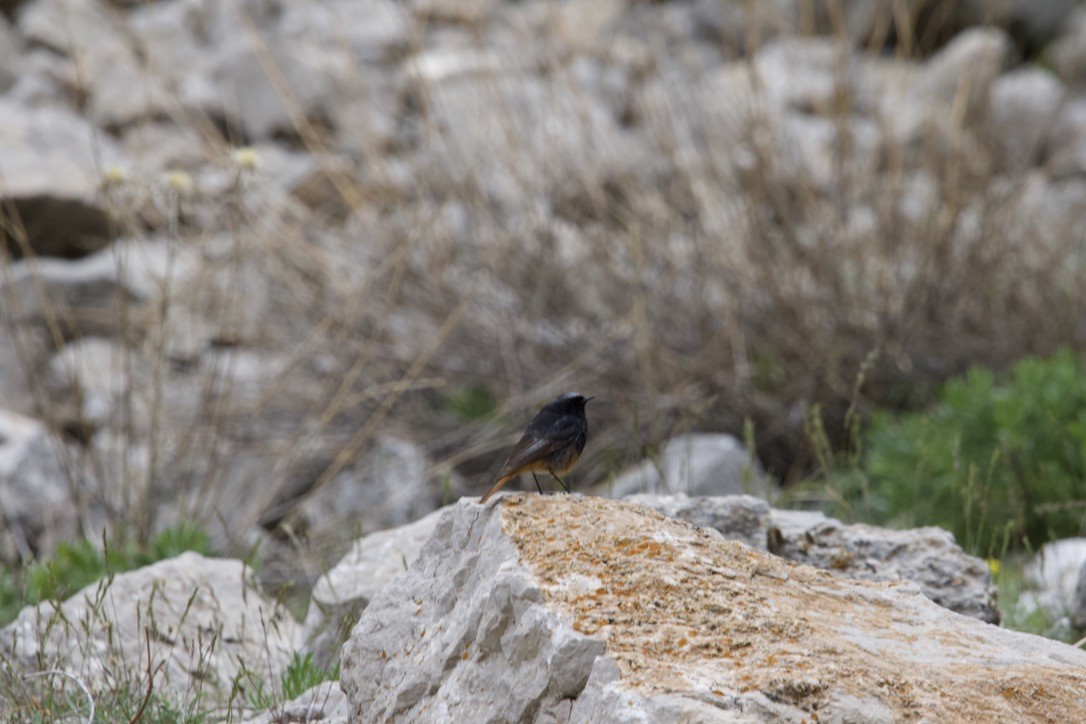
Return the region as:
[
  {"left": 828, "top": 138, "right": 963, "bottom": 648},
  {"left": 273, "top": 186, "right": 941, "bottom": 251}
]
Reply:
[
  {"left": 46, "top": 337, "right": 148, "bottom": 431},
  {"left": 243, "top": 681, "right": 349, "bottom": 724},
  {"left": 297, "top": 435, "right": 438, "bottom": 536},
  {"left": 1022, "top": 538, "right": 1086, "bottom": 623},
  {"left": 628, "top": 493, "right": 998, "bottom": 623},
  {"left": 1072, "top": 558, "right": 1086, "bottom": 630},
  {"left": 311, "top": 505, "right": 445, "bottom": 611},
  {"left": 0, "top": 409, "right": 74, "bottom": 558},
  {"left": 918, "top": 27, "right": 1012, "bottom": 111},
  {"left": 1052, "top": 7, "right": 1086, "bottom": 86},
  {"left": 0, "top": 98, "right": 126, "bottom": 257},
  {"left": 1, "top": 553, "right": 301, "bottom": 708},
  {"left": 1, "top": 238, "right": 201, "bottom": 336},
  {"left": 302, "top": 506, "right": 445, "bottom": 667},
  {"left": 606, "top": 433, "right": 771, "bottom": 499},
  {"left": 988, "top": 68, "right": 1066, "bottom": 171}
]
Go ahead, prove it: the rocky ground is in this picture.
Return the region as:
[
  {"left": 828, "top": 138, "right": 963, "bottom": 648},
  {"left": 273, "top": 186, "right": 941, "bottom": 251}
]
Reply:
[
  {"left": 3, "top": 491, "right": 1060, "bottom": 721},
  {"left": 4, "top": 0, "right": 1086, "bottom": 719}
]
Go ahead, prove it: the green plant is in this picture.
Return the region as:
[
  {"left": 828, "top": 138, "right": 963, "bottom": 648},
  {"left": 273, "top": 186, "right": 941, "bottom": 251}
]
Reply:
[
  {"left": 442, "top": 386, "right": 498, "bottom": 421},
  {"left": 246, "top": 652, "right": 339, "bottom": 711},
  {"left": 2, "top": 672, "right": 209, "bottom": 724},
  {"left": 837, "top": 350, "right": 1086, "bottom": 556},
  {"left": 0, "top": 522, "right": 213, "bottom": 627},
  {"left": 992, "top": 556, "right": 1075, "bottom": 644}
]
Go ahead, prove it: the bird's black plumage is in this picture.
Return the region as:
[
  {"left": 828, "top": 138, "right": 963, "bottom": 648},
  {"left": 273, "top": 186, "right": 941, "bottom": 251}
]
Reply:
[{"left": 481, "top": 393, "right": 592, "bottom": 503}]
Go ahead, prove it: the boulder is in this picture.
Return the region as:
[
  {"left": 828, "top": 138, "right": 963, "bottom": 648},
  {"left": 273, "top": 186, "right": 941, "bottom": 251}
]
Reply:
[
  {"left": 1, "top": 238, "right": 201, "bottom": 338},
  {"left": 766, "top": 507, "right": 999, "bottom": 623},
  {"left": 45, "top": 337, "right": 149, "bottom": 433},
  {"left": 0, "top": 98, "right": 122, "bottom": 259},
  {"left": 627, "top": 494, "right": 998, "bottom": 624},
  {"left": 0, "top": 410, "right": 72, "bottom": 559},
  {"left": 987, "top": 68, "right": 1066, "bottom": 171},
  {"left": 916, "top": 27, "right": 1011, "bottom": 114},
  {"left": 281, "top": 0, "right": 411, "bottom": 66},
  {"left": 1020, "top": 538, "right": 1086, "bottom": 631},
  {"left": 1072, "top": 557, "right": 1086, "bottom": 631},
  {"left": 292, "top": 435, "right": 440, "bottom": 538},
  {"left": 340, "top": 495, "right": 1086, "bottom": 722},
  {"left": 413, "top": 55, "right": 639, "bottom": 217},
  {"left": 1052, "top": 7, "right": 1086, "bottom": 86},
  {"left": 1, "top": 552, "right": 301, "bottom": 709},
  {"left": 302, "top": 506, "right": 445, "bottom": 669},
  {"left": 606, "top": 434, "right": 772, "bottom": 499},
  {"left": 623, "top": 493, "right": 771, "bottom": 550}
]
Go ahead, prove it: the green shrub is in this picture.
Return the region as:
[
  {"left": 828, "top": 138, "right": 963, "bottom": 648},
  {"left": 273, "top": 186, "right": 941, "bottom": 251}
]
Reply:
[{"left": 851, "top": 350, "right": 1086, "bottom": 555}]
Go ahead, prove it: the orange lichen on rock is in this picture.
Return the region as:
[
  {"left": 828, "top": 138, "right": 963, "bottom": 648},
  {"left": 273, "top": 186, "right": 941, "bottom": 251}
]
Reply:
[{"left": 500, "top": 495, "right": 1086, "bottom": 722}]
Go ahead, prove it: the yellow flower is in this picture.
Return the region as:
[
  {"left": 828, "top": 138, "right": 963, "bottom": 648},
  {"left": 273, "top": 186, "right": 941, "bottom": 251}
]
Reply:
[
  {"left": 231, "top": 147, "right": 260, "bottom": 171},
  {"left": 166, "top": 170, "right": 193, "bottom": 195},
  {"left": 102, "top": 166, "right": 126, "bottom": 186}
]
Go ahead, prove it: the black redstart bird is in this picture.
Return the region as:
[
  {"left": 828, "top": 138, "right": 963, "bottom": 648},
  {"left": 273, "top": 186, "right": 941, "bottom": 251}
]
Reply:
[{"left": 480, "top": 392, "right": 593, "bottom": 503}]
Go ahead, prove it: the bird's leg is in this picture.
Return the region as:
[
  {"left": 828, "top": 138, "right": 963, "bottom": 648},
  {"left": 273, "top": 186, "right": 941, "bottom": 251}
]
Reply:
[
  {"left": 551, "top": 474, "right": 570, "bottom": 493},
  {"left": 531, "top": 472, "right": 544, "bottom": 494}
]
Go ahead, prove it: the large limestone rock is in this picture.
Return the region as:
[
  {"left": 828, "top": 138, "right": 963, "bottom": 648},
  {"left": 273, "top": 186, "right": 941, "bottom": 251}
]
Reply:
[
  {"left": 341, "top": 495, "right": 1086, "bottom": 722},
  {"left": 0, "top": 552, "right": 300, "bottom": 709},
  {"left": 301, "top": 506, "right": 445, "bottom": 669}
]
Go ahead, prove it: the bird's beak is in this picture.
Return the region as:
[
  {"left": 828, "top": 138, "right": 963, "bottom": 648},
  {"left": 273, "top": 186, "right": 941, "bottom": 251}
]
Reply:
[{"left": 584, "top": 396, "right": 595, "bottom": 403}]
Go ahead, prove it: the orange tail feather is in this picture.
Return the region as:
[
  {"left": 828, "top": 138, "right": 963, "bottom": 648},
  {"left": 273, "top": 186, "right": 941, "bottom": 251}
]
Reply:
[{"left": 480, "top": 474, "right": 514, "bottom": 503}]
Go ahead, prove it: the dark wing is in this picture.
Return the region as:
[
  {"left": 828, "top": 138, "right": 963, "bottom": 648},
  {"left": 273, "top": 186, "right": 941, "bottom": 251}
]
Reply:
[{"left": 496, "top": 413, "right": 584, "bottom": 479}]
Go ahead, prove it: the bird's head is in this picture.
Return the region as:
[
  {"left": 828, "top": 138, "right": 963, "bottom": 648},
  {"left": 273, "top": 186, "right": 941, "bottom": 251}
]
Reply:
[{"left": 546, "top": 392, "right": 594, "bottom": 415}]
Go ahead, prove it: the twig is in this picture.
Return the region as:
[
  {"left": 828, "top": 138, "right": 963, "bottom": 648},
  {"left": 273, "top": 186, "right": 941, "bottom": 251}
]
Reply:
[{"left": 23, "top": 669, "right": 95, "bottom": 724}]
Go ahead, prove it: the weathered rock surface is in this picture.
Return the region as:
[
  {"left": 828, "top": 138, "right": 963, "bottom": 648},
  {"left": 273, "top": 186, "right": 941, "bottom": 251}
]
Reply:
[
  {"left": 302, "top": 505, "right": 445, "bottom": 669},
  {"left": 767, "top": 506, "right": 999, "bottom": 623},
  {"left": 0, "top": 552, "right": 300, "bottom": 708},
  {"left": 627, "top": 494, "right": 998, "bottom": 623},
  {"left": 605, "top": 434, "right": 772, "bottom": 499},
  {"left": 341, "top": 495, "right": 1086, "bottom": 722}
]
